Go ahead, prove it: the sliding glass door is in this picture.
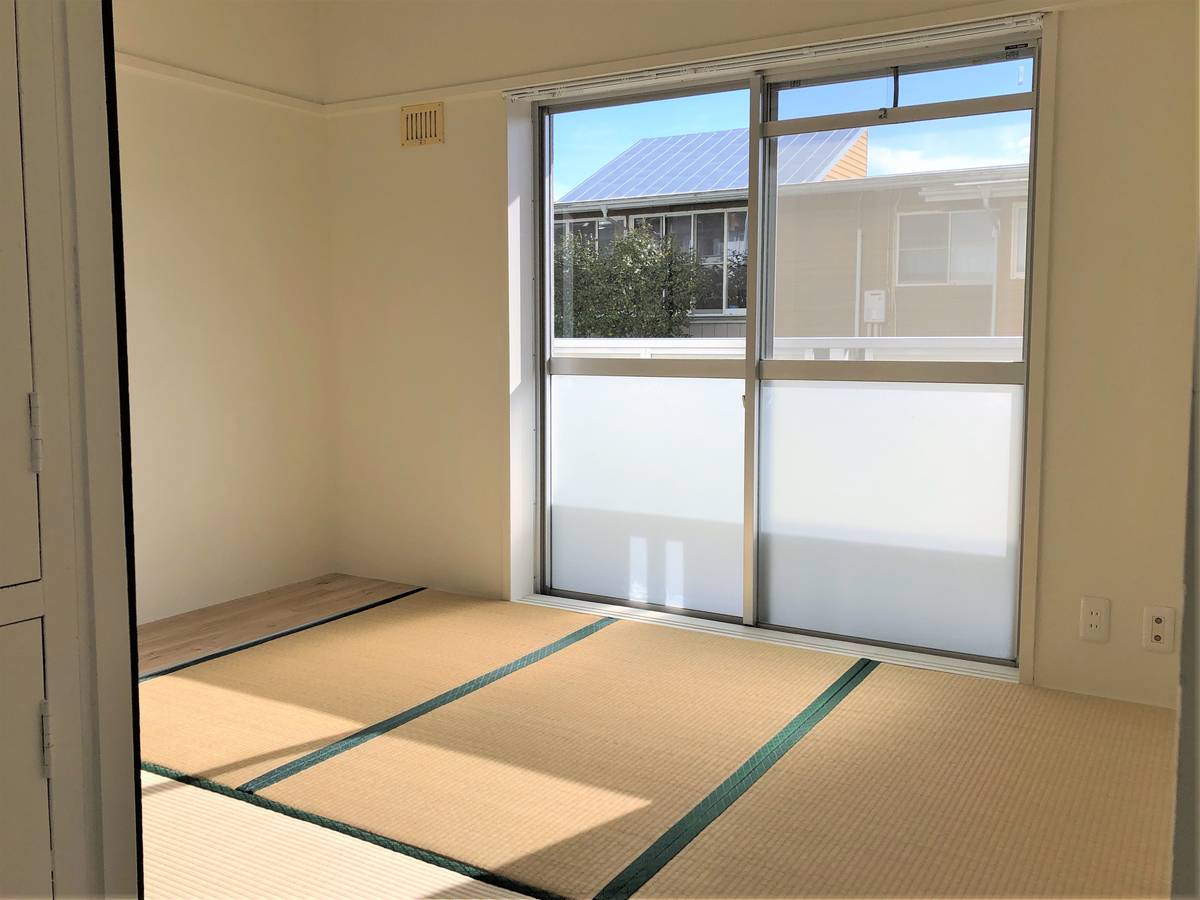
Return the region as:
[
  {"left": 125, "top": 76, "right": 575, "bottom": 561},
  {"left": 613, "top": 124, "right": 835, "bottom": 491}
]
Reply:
[
  {"left": 544, "top": 89, "right": 750, "bottom": 619},
  {"left": 540, "top": 40, "right": 1039, "bottom": 661}
]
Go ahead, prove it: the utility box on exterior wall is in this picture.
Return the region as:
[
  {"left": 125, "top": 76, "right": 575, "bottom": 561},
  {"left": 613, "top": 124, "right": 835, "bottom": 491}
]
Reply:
[{"left": 863, "top": 289, "right": 887, "bottom": 324}]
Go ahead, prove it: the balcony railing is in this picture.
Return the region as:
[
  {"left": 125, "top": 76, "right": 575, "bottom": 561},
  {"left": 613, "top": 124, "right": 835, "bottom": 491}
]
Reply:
[{"left": 552, "top": 335, "right": 1023, "bottom": 362}]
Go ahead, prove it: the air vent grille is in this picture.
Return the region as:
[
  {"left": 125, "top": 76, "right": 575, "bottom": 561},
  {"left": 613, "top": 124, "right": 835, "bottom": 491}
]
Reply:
[{"left": 401, "top": 102, "right": 444, "bottom": 146}]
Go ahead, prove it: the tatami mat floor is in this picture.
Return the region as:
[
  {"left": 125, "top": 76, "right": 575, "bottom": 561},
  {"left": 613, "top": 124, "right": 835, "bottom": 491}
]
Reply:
[
  {"left": 138, "top": 575, "right": 1178, "bottom": 899},
  {"left": 141, "top": 770, "right": 520, "bottom": 899}
]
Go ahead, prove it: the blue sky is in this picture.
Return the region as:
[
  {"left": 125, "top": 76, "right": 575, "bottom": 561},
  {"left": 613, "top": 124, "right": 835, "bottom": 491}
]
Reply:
[{"left": 551, "top": 58, "right": 1032, "bottom": 199}]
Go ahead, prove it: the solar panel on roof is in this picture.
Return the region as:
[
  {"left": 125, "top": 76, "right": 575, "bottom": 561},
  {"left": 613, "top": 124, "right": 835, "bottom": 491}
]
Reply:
[{"left": 557, "top": 127, "right": 862, "bottom": 204}]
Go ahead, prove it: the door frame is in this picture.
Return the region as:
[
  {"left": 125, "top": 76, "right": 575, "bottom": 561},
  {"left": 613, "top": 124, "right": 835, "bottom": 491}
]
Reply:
[{"left": 16, "top": 0, "right": 140, "bottom": 893}]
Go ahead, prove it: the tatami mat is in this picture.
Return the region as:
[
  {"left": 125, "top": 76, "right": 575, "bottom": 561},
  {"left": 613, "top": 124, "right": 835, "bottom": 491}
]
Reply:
[
  {"left": 141, "top": 770, "right": 523, "bottom": 899},
  {"left": 138, "top": 590, "right": 1178, "bottom": 900},
  {"left": 259, "top": 619, "right": 856, "bottom": 899},
  {"left": 139, "top": 590, "right": 599, "bottom": 788},
  {"left": 640, "top": 662, "right": 1178, "bottom": 898}
]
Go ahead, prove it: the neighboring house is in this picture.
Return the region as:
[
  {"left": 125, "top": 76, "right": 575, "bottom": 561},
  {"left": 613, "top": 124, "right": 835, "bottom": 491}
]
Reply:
[{"left": 554, "top": 127, "right": 1028, "bottom": 346}]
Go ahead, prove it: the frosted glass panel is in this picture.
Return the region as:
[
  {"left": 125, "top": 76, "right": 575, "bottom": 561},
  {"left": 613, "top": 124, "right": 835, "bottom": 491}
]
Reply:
[
  {"left": 551, "top": 376, "right": 743, "bottom": 617},
  {"left": 759, "top": 381, "right": 1022, "bottom": 659}
]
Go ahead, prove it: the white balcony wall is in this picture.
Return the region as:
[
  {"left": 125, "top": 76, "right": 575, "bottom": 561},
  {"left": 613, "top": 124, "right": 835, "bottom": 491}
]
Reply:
[
  {"left": 551, "top": 376, "right": 744, "bottom": 617},
  {"left": 759, "top": 381, "right": 1023, "bottom": 658}
]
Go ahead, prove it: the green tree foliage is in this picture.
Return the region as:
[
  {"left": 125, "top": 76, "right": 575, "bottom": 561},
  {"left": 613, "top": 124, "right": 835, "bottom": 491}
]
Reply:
[{"left": 554, "top": 227, "right": 708, "bottom": 338}]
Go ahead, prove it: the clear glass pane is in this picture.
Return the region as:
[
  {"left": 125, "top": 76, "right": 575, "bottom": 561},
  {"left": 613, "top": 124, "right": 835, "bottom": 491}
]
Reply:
[
  {"left": 597, "top": 218, "right": 625, "bottom": 250},
  {"left": 694, "top": 266, "right": 722, "bottom": 310},
  {"left": 695, "top": 212, "right": 725, "bottom": 261},
  {"left": 898, "top": 247, "right": 947, "bottom": 284},
  {"left": 726, "top": 210, "right": 748, "bottom": 309},
  {"left": 550, "top": 376, "right": 744, "bottom": 617},
  {"left": 948, "top": 210, "right": 997, "bottom": 283},
  {"left": 569, "top": 220, "right": 596, "bottom": 243},
  {"left": 898, "top": 212, "right": 948, "bottom": 251},
  {"left": 694, "top": 212, "right": 726, "bottom": 310},
  {"left": 767, "top": 110, "right": 1030, "bottom": 361},
  {"left": 666, "top": 214, "right": 693, "bottom": 251},
  {"left": 759, "top": 381, "right": 1023, "bottom": 659},
  {"left": 633, "top": 215, "right": 663, "bottom": 239},
  {"left": 726, "top": 210, "right": 748, "bottom": 254},
  {"left": 776, "top": 75, "right": 892, "bottom": 119},
  {"left": 551, "top": 89, "right": 749, "bottom": 356},
  {"left": 900, "top": 57, "right": 1033, "bottom": 106}
]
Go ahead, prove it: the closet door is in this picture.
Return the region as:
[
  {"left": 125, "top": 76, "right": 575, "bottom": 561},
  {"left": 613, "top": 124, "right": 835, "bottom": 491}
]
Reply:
[
  {"left": 0, "top": 0, "right": 40, "bottom": 591},
  {"left": 0, "top": 5, "right": 52, "bottom": 889},
  {"left": 0, "top": 618, "right": 53, "bottom": 899}
]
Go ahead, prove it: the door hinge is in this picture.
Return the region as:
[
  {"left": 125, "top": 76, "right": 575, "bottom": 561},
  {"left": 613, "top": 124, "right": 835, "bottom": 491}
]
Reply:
[
  {"left": 28, "top": 392, "right": 43, "bottom": 475},
  {"left": 40, "top": 700, "right": 52, "bottom": 779}
]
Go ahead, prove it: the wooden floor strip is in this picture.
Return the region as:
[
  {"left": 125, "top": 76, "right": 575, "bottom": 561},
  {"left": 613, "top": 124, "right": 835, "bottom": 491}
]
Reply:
[
  {"left": 137, "top": 573, "right": 418, "bottom": 675},
  {"left": 140, "top": 587, "right": 426, "bottom": 681}
]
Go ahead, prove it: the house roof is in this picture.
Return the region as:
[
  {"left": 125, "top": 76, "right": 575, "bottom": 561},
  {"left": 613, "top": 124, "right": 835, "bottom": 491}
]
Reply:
[{"left": 557, "top": 127, "right": 863, "bottom": 205}]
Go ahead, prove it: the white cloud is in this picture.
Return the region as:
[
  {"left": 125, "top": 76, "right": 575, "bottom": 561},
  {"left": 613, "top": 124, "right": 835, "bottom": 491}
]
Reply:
[
  {"left": 868, "top": 145, "right": 1024, "bottom": 175},
  {"left": 866, "top": 117, "right": 1031, "bottom": 176}
]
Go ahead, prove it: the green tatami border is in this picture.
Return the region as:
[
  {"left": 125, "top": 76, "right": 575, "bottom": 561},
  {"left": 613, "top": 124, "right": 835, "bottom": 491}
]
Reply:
[
  {"left": 594, "top": 657, "right": 881, "bottom": 900},
  {"left": 142, "top": 621, "right": 882, "bottom": 900},
  {"left": 238, "top": 615, "right": 619, "bottom": 794}
]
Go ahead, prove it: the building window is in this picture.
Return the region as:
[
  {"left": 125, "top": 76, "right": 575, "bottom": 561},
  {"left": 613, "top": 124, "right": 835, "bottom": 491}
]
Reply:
[
  {"left": 630, "top": 214, "right": 664, "bottom": 239},
  {"left": 569, "top": 220, "right": 596, "bottom": 244},
  {"left": 896, "top": 209, "right": 997, "bottom": 286},
  {"left": 726, "top": 210, "right": 748, "bottom": 308},
  {"left": 1011, "top": 201, "right": 1028, "bottom": 279},
  {"left": 555, "top": 217, "right": 626, "bottom": 251},
  {"left": 630, "top": 209, "right": 747, "bottom": 312},
  {"left": 665, "top": 213, "right": 693, "bottom": 251}
]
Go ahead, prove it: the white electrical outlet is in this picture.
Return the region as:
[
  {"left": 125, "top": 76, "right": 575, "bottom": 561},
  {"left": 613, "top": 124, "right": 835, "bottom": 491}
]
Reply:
[
  {"left": 1079, "top": 596, "right": 1110, "bottom": 642},
  {"left": 1142, "top": 606, "right": 1176, "bottom": 653}
]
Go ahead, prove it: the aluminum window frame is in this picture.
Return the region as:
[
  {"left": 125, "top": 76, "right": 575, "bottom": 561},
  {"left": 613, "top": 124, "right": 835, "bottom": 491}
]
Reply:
[
  {"left": 534, "top": 29, "right": 1047, "bottom": 668},
  {"left": 765, "top": 42, "right": 1036, "bottom": 120}
]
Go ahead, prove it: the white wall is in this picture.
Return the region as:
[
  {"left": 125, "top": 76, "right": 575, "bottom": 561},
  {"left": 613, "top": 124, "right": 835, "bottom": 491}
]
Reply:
[
  {"left": 116, "top": 69, "right": 333, "bottom": 623},
  {"left": 326, "top": 95, "right": 512, "bottom": 597},
  {"left": 1027, "top": 3, "right": 1196, "bottom": 705},
  {"left": 316, "top": 0, "right": 1196, "bottom": 708},
  {"left": 114, "top": 0, "right": 1197, "bottom": 706}
]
